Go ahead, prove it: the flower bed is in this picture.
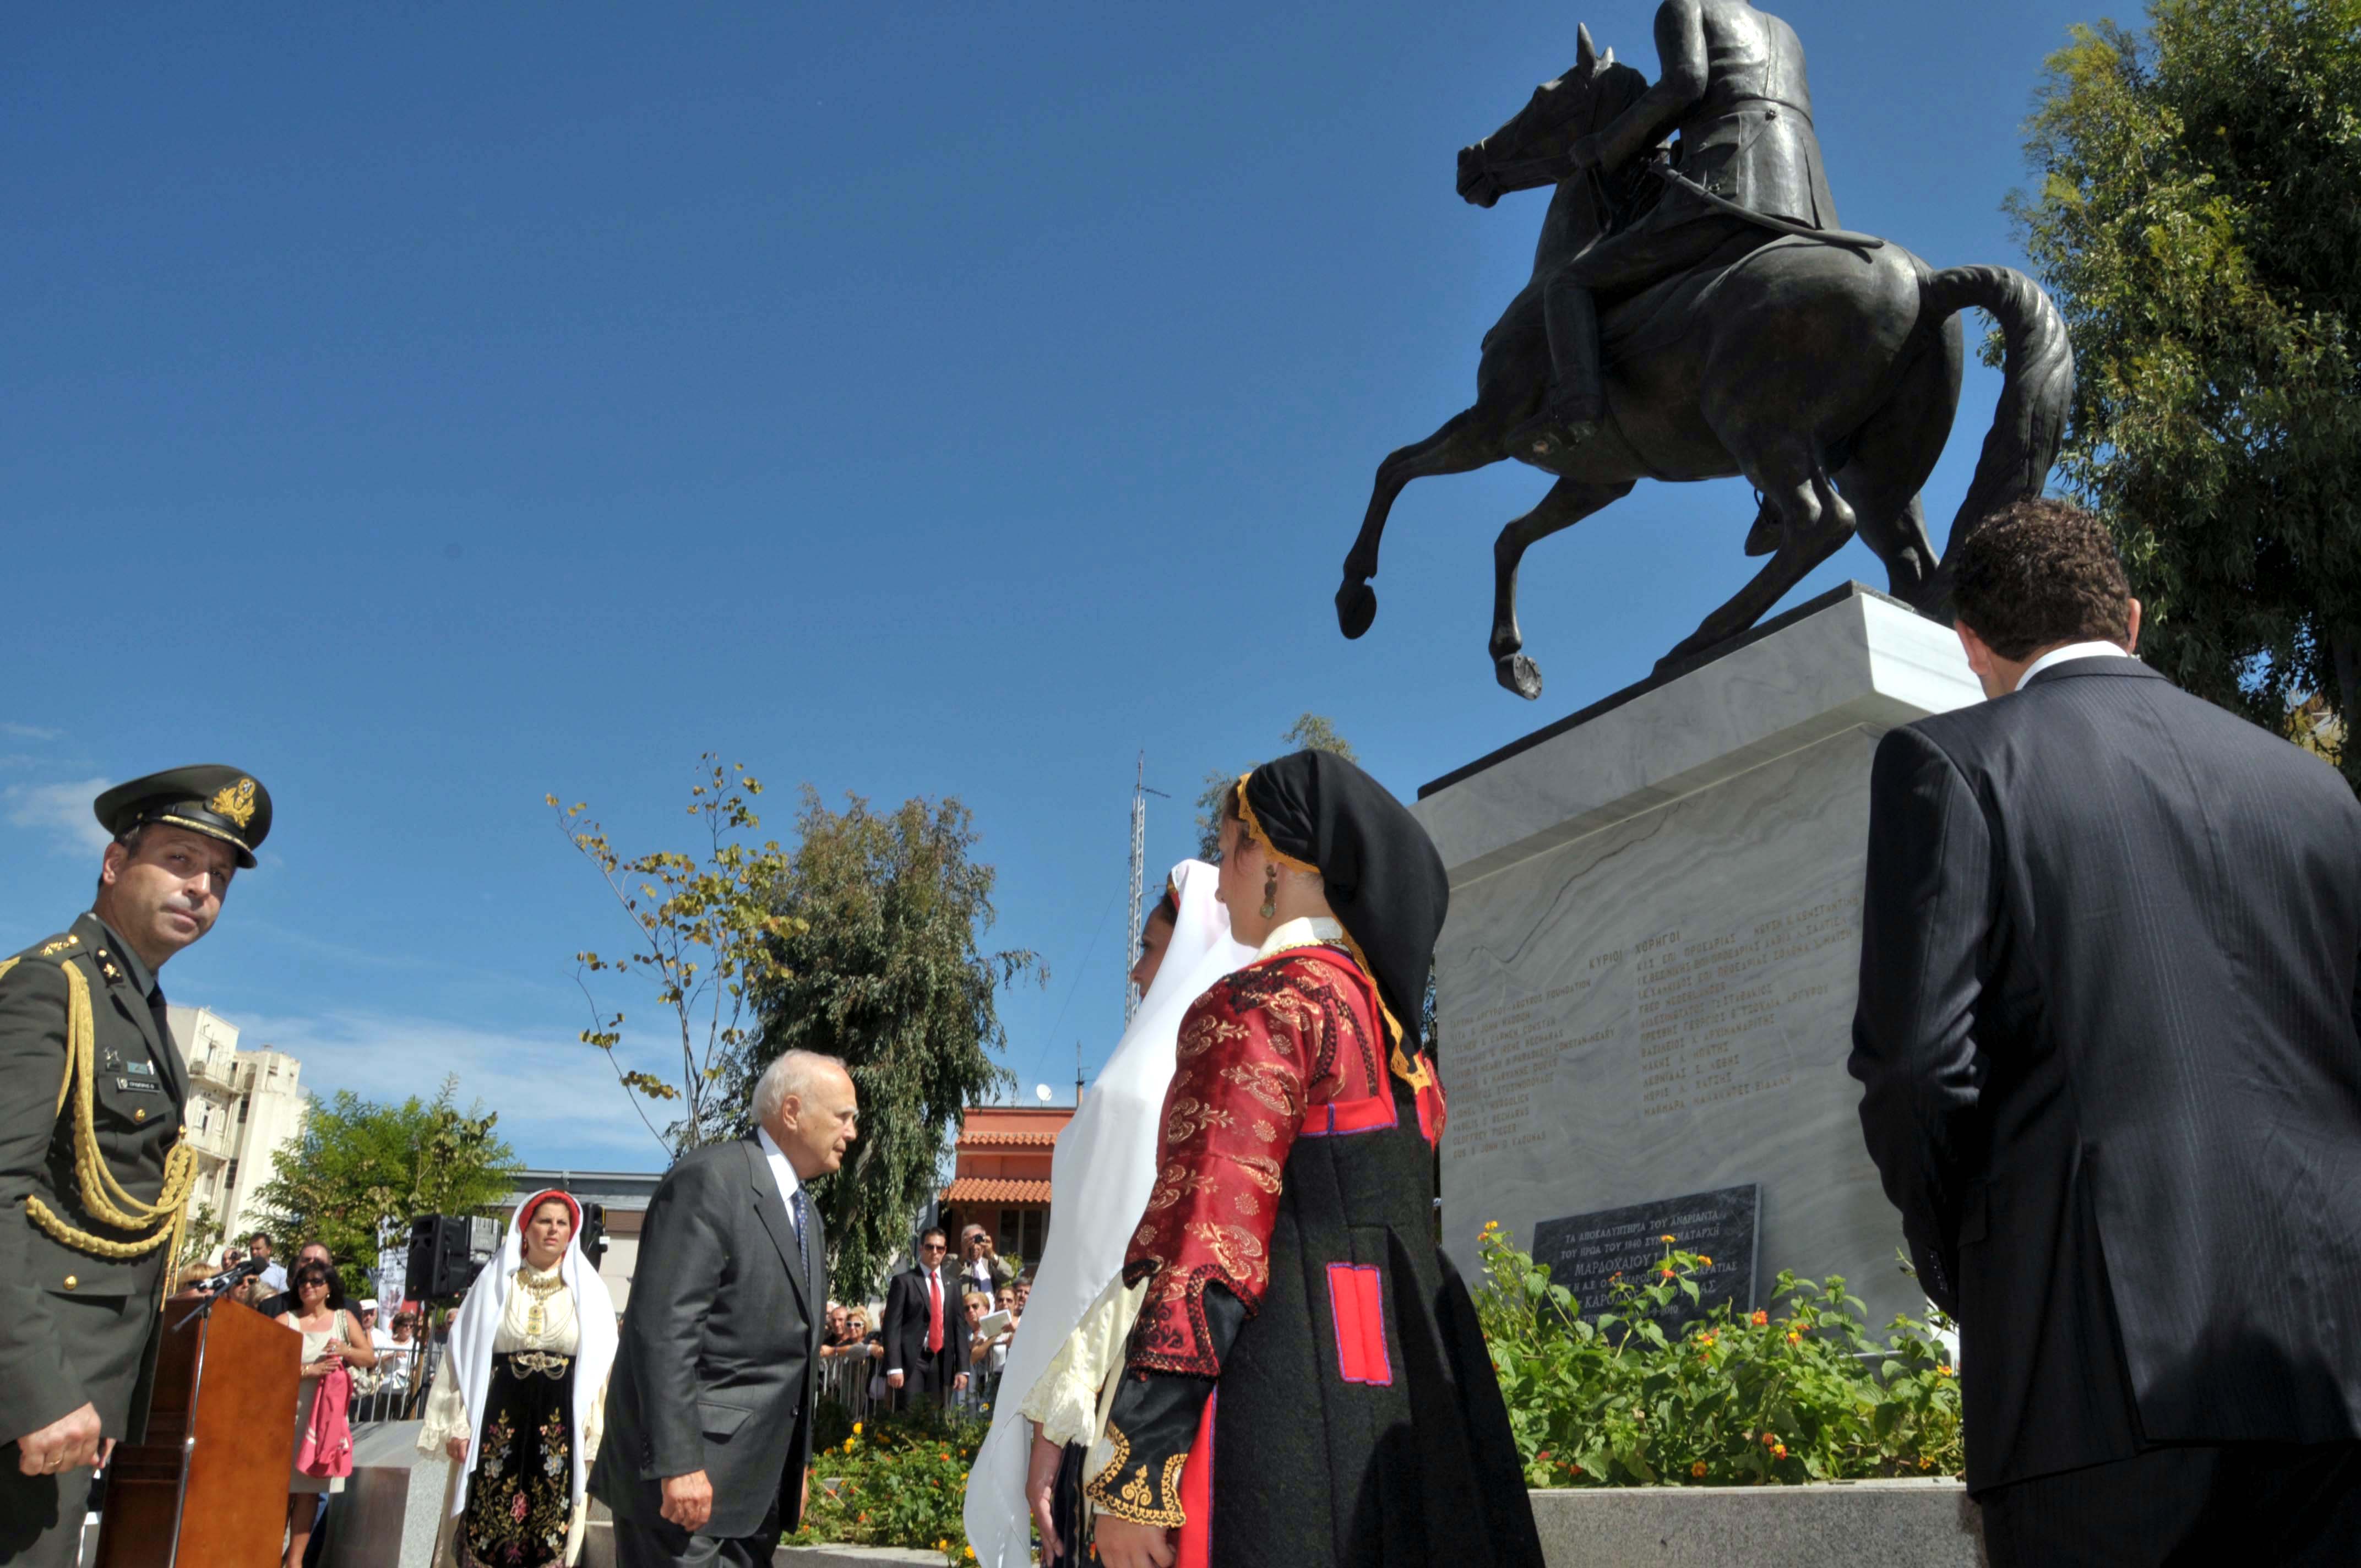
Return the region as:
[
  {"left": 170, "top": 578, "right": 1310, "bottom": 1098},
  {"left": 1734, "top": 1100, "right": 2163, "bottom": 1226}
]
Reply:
[
  {"left": 1472, "top": 1223, "right": 1963, "bottom": 1486},
  {"left": 790, "top": 1402, "right": 981, "bottom": 1564}
]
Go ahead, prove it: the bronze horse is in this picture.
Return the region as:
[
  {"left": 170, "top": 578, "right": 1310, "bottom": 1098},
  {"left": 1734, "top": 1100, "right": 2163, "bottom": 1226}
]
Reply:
[{"left": 1335, "top": 28, "right": 2073, "bottom": 696}]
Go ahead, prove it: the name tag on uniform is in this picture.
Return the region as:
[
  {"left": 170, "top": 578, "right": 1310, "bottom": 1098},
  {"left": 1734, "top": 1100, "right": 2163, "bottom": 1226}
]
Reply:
[{"left": 115, "top": 1076, "right": 160, "bottom": 1095}]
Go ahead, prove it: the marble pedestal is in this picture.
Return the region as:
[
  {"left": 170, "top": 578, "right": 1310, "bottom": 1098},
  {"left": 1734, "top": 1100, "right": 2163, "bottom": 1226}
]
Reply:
[{"left": 1414, "top": 585, "right": 1982, "bottom": 1329}]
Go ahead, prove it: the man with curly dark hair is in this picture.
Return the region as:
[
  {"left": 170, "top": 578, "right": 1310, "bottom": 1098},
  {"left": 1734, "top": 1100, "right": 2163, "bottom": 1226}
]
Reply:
[{"left": 1849, "top": 497, "right": 2361, "bottom": 1565}]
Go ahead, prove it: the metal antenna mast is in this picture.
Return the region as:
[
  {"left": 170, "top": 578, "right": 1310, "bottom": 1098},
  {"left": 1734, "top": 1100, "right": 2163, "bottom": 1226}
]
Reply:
[{"left": 1125, "top": 752, "right": 1169, "bottom": 1025}]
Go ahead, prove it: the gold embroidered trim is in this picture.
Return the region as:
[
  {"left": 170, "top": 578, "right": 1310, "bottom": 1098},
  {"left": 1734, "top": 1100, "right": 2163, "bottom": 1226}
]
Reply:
[
  {"left": 1233, "top": 774, "right": 1320, "bottom": 877},
  {"left": 1084, "top": 1420, "right": 1188, "bottom": 1528},
  {"left": 152, "top": 813, "right": 249, "bottom": 850}
]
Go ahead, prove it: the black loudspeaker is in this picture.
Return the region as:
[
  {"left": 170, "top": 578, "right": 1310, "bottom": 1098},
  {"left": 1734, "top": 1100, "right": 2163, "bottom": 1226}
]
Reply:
[
  {"left": 405, "top": 1214, "right": 498, "bottom": 1299},
  {"left": 580, "top": 1202, "right": 608, "bottom": 1266}
]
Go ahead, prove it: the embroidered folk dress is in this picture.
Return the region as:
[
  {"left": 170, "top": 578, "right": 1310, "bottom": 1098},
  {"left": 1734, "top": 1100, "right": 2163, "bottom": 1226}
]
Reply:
[
  {"left": 1076, "top": 918, "right": 1543, "bottom": 1568},
  {"left": 421, "top": 1265, "right": 605, "bottom": 1567}
]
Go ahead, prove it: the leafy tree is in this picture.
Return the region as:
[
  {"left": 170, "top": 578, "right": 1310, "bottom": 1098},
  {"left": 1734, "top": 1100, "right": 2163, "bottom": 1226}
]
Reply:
[
  {"left": 734, "top": 790, "right": 1036, "bottom": 1298},
  {"left": 252, "top": 1078, "right": 520, "bottom": 1270},
  {"left": 175, "top": 1200, "right": 224, "bottom": 1270},
  {"left": 2006, "top": 0, "right": 2361, "bottom": 785},
  {"left": 1193, "top": 713, "right": 1361, "bottom": 859},
  {"left": 552, "top": 756, "right": 803, "bottom": 1152}
]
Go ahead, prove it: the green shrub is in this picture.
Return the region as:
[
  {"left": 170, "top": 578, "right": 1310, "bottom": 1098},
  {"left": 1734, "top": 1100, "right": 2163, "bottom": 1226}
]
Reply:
[
  {"left": 787, "top": 1403, "right": 984, "bottom": 1562},
  {"left": 1471, "top": 1222, "right": 1963, "bottom": 1485}
]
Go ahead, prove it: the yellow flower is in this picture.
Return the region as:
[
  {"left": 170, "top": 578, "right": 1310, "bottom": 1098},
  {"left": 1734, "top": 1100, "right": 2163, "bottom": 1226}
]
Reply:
[
  {"left": 853, "top": 1422, "right": 863, "bottom": 1435},
  {"left": 1696, "top": 1255, "right": 1711, "bottom": 1266},
  {"left": 1660, "top": 1234, "right": 1675, "bottom": 1244},
  {"left": 937, "top": 1542, "right": 948, "bottom": 1553},
  {"left": 844, "top": 1438, "right": 856, "bottom": 1453},
  {"left": 1773, "top": 1443, "right": 1787, "bottom": 1460},
  {"left": 1786, "top": 1331, "right": 1800, "bottom": 1345},
  {"left": 966, "top": 1550, "right": 977, "bottom": 1561},
  {"left": 1937, "top": 1364, "right": 1954, "bottom": 1377}
]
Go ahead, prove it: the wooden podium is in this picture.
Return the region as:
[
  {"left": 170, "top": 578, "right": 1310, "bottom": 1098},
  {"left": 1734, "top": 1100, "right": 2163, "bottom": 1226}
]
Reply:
[{"left": 97, "top": 1295, "right": 301, "bottom": 1568}]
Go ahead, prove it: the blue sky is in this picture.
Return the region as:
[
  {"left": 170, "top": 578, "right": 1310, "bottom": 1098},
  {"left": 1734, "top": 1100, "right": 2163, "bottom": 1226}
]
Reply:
[{"left": 3, "top": 1, "right": 2095, "bottom": 1166}]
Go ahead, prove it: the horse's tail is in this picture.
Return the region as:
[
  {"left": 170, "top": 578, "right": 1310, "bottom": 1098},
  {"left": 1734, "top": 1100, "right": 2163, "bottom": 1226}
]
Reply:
[{"left": 1917, "top": 265, "right": 2075, "bottom": 555}]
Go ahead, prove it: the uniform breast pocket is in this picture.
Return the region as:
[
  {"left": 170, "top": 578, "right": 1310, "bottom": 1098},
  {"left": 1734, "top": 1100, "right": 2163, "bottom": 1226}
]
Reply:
[{"left": 95, "top": 1068, "right": 166, "bottom": 1128}]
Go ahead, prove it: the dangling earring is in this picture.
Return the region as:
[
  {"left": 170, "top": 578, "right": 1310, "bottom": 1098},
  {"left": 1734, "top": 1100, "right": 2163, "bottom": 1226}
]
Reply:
[{"left": 1260, "top": 864, "right": 1280, "bottom": 921}]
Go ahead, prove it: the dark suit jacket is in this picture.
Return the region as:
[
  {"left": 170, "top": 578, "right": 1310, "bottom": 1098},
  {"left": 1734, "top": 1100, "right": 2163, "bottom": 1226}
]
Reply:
[
  {"left": 1849, "top": 656, "right": 2361, "bottom": 1492},
  {"left": 0, "top": 912, "right": 187, "bottom": 1444},
  {"left": 591, "top": 1137, "right": 824, "bottom": 1539},
  {"left": 882, "top": 1264, "right": 959, "bottom": 1392}
]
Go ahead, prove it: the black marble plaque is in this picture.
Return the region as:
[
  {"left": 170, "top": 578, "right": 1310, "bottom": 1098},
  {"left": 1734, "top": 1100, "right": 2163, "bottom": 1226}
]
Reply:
[{"left": 1530, "top": 1184, "right": 1759, "bottom": 1332}]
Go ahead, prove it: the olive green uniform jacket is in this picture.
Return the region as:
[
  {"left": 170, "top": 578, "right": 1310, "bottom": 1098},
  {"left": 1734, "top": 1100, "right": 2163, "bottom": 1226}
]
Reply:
[{"left": 0, "top": 912, "right": 188, "bottom": 1446}]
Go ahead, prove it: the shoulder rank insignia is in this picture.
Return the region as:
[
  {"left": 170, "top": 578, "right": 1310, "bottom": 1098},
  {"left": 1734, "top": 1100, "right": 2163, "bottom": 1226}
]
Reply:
[
  {"left": 38, "top": 935, "right": 80, "bottom": 957},
  {"left": 207, "top": 777, "right": 259, "bottom": 830}
]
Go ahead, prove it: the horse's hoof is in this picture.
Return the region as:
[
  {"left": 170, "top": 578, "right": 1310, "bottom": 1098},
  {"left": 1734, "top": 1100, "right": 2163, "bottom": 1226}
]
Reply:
[
  {"left": 1336, "top": 580, "right": 1378, "bottom": 640},
  {"left": 1743, "top": 504, "right": 1781, "bottom": 557},
  {"left": 1495, "top": 653, "right": 1543, "bottom": 700}
]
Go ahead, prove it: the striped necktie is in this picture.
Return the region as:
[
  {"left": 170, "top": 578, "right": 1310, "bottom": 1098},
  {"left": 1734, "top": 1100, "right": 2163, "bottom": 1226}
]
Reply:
[{"left": 791, "top": 1186, "right": 809, "bottom": 1277}]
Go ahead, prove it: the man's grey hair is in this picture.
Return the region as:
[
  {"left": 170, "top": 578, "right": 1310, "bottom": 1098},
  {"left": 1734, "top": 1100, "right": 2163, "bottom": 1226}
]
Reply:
[{"left": 753, "top": 1049, "right": 851, "bottom": 1126}]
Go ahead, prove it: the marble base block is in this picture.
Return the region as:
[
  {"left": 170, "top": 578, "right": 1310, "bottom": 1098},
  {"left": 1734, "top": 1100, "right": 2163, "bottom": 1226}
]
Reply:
[{"left": 1415, "top": 585, "right": 1981, "bottom": 1330}]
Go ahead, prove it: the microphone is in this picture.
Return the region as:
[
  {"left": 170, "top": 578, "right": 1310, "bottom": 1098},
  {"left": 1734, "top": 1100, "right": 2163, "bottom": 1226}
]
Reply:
[{"left": 198, "top": 1256, "right": 266, "bottom": 1294}]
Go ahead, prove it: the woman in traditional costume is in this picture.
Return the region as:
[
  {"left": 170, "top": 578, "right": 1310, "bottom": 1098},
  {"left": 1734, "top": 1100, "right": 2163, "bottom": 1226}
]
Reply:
[
  {"left": 1071, "top": 751, "right": 1544, "bottom": 1568},
  {"left": 964, "top": 862, "right": 1254, "bottom": 1568},
  {"left": 418, "top": 1190, "right": 619, "bottom": 1567}
]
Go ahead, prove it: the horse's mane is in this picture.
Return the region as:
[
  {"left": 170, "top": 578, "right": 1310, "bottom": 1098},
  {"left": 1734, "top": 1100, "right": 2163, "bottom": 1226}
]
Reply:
[{"left": 1588, "top": 59, "right": 1649, "bottom": 134}]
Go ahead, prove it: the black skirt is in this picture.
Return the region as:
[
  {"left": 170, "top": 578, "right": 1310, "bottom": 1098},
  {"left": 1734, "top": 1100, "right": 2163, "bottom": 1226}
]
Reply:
[{"left": 461, "top": 1351, "right": 578, "bottom": 1568}]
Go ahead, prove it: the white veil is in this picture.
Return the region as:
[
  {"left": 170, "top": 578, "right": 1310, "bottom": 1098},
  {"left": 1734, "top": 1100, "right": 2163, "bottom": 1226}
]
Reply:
[{"left": 964, "top": 859, "right": 1253, "bottom": 1567}]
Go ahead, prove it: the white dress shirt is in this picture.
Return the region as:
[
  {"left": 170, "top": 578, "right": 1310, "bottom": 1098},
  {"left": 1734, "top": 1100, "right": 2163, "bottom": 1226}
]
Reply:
[
  {"left": 757, "top": 1124, "right": 805, "bottom": 1239},
  {"left": 2016, "top": 640, "right": 2132, "bottom": 691}
]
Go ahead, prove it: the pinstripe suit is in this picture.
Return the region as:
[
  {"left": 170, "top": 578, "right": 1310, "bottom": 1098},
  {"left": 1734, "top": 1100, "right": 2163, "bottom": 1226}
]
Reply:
[{"left": 1849, "top": 656, "right": 2361, "bottom": 1561}]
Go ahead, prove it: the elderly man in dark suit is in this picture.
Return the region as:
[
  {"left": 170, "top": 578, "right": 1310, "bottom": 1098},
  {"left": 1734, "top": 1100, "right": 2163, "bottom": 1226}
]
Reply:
[
  {"left": 592, "top": 1050, "right": 858, "bottom": 1567},
  {"left": 1849, "top": 498, "right": 2361, "bottom": 1566},
  {"left": 882, "top": 1226, "right": 965, "bottom": 1411}
]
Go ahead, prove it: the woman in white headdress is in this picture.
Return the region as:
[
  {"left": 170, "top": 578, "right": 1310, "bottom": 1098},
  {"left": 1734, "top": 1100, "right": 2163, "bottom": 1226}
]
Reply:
[
  {"left": 417, "top": 1189, "right": 621, "bottom": 1567},
  {"left": 965, "top": 859, "right": 1253, "bottom": 1568}
]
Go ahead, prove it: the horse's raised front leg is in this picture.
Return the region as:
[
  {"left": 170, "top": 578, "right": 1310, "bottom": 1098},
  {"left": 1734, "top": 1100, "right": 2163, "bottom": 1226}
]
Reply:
[
  {"left": 1490, "top": 476, "right": 1634, "bottom": 699},
  {"left": 1338, "top": 406, "right": 1506, "bottom": 640},
  {"left": 1658, "top": 439, "right": 1856, "bottom": 672}
]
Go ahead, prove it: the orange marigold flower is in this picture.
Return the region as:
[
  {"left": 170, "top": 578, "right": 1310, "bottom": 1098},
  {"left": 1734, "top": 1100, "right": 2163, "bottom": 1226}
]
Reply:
[
  {"left": 1660, "top": 1234, "right": 1675, "bottom": 1244},
  {"left": 1661, "top": 1267, "right": 1676, "bottom": 1278},
  {"left": 1697, "top": 1255, "right": 1712, "bottom": 1266}
]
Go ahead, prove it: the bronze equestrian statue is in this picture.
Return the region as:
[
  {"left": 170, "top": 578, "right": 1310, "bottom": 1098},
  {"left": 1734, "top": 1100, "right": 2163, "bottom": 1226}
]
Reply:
[{"left": 1335, "top": 0, "right": 2073, "bottom": 697}]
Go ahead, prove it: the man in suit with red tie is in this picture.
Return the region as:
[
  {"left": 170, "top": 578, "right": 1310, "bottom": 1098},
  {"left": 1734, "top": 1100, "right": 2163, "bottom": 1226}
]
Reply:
[{"left": 883, "top": 1227, "right": 966, "bottom": 1411}]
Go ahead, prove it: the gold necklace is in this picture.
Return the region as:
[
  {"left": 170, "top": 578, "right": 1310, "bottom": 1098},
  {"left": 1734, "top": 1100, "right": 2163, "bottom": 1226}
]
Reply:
[{"left": 518, "top": 1268, "right": 565, "bottom": 1338}]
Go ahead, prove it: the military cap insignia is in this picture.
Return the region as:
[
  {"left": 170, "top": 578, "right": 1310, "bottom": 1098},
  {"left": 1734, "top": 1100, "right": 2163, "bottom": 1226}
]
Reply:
[{"left": 208, "top": 777, "right": 259, "bottom": 829}]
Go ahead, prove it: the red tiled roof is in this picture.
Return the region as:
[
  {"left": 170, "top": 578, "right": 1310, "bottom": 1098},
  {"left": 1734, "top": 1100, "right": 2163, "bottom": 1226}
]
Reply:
[
  {"left": 942, "top": 1178, "right": 1053, "bottom": 1205},
  {"left": 956, "top": 1130, "right": 1060, "bottom": 1148}
]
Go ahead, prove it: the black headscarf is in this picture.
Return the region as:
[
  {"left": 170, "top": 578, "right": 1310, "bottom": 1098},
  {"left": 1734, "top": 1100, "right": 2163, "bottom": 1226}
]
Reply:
[{"left": 1236, "top": 750, "right": 1448, "bottom": 1056}]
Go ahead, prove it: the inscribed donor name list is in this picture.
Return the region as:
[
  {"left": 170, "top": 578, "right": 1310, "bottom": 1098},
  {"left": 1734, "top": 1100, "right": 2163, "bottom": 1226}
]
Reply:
[{"left": 1413, "top": 587, "right": 1983, "bottom": 1332}]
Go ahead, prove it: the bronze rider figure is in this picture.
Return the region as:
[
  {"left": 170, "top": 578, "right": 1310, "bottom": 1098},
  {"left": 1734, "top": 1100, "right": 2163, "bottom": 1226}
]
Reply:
[{"left": 1511, "top": 0, "right": 1842, "bottom": 459}]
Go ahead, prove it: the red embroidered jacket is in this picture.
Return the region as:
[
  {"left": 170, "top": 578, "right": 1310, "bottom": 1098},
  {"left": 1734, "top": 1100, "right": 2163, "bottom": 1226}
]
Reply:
[{"left": 1119, "top": 943, "right": 1437, "bottom": 1380}]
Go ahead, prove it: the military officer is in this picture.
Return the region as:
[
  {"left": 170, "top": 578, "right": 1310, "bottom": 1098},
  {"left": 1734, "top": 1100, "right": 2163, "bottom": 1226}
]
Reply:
[{"left": 0, "top": 766, "right": 271, "bottom": 1566}]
